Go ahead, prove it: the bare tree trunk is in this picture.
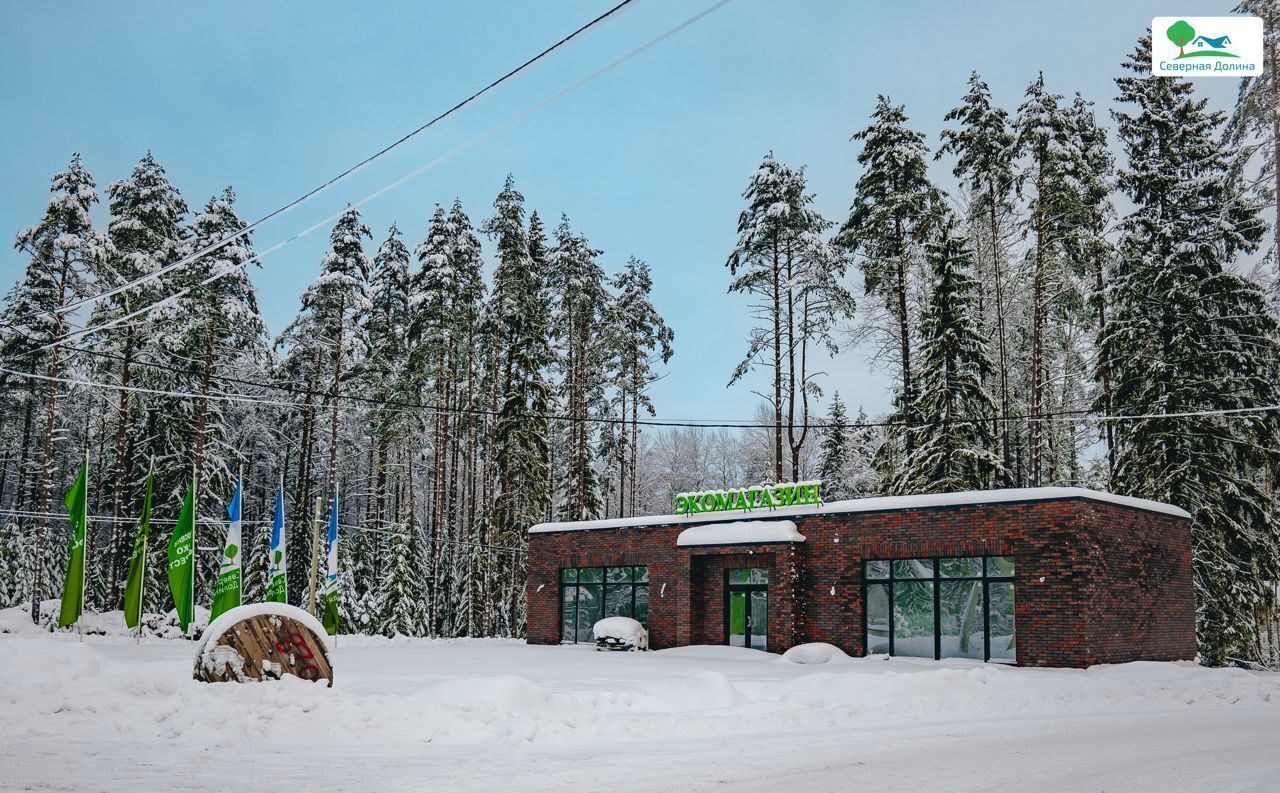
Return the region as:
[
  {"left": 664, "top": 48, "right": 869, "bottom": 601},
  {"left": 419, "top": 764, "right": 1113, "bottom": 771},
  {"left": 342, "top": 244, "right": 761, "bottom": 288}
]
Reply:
[
  {"left": 988, "top": 188, "right": 1012, "bottom": 474},
  {"left": 30, "top": 257, "right": 70, "bottom": 621},
  {"left": 1093, "top": 253, "right": 1117, "bottom": 481},
  {"left": 106, "top": 325, "right": 136, "bottom": 601},
  {"left": 324, "top": 293, "right": 346, "bottom": 501},
  {"left": 191, "top": 326, "right": 215, "bottom": 498},
  {"left": 14, "top": 365, "right": 36, "bottom": 510},
  {"left": 771, "top": 236, "right": 784, "bottom": 482},
  {"left": 1029, "top": 155, "right": 1047, "bottom": 488},
  {"left": 785, "top": 244, "right": 799, "bottom": 480},
  {"left": 895, "top": 251, "right": 914, "bottom": 454}
]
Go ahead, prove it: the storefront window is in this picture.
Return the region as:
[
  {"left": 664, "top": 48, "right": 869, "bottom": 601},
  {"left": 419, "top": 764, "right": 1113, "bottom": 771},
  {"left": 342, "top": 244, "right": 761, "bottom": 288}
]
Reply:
[
  {"left": 864, "top": 556, "right": 1016, "bottom": 663},
  {"left": 866, "top": 583, "right": 891, "bottom": 654},
  {"left": 559, "top": 566, "right": 649, "bottom": 643}
]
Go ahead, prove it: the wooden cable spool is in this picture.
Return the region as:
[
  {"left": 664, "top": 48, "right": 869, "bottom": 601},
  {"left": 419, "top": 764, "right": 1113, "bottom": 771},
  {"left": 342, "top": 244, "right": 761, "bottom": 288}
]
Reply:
[{"left": 193, "top": 605, "right": 333, "bottom": 686}]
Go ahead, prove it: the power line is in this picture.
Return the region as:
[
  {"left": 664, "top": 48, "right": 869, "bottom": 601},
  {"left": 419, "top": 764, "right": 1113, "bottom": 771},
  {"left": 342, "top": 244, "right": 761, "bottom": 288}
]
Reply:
[
  {"left": 51, "top": 0, "right": 639, "bottom": 320},
  {"left": 4, "top": 361, "right": 1279, "bottom": 431},
  {"left": 31, "top": 0, "right": 737, "bottom": 356},
  {"left": 0, "top": 508, "right": 528, "bottom": 554}
]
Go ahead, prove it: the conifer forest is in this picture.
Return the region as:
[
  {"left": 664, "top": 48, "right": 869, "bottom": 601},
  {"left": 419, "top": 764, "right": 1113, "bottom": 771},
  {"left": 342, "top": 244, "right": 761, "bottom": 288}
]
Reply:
[{"left": 2, "top": 18, "right": 1279, "bottom": 668}]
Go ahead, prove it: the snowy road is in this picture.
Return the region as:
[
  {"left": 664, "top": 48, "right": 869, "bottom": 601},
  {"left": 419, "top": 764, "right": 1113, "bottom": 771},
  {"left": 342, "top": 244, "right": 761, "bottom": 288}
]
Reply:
[{"left": 2, "top": 632, "right": 1278, "bottom": 792}]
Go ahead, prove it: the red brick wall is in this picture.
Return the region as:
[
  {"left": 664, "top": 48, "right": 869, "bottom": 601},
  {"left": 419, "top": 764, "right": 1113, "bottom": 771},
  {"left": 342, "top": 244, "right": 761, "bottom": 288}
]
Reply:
[{"left": 525, "top": 497, "right": 1196, "bottom": 667}]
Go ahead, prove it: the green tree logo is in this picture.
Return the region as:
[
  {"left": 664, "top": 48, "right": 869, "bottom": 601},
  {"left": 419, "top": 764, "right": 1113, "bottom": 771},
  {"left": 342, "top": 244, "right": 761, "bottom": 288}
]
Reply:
[
  {"left": 1167, "top": 20, "right": 1195, "bottom": 57},
  {"left": 273, "top": 550, "right": 283, "bottom": 564},
  {"left": 224, "top": 543, "right": 239, "bottom": 561}
]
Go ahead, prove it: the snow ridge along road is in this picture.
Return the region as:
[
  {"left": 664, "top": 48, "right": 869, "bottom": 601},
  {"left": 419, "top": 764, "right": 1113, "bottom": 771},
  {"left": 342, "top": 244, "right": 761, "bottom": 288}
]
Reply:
[{"left": 1, "top": 630, "right": 1277, "bottom": 792}]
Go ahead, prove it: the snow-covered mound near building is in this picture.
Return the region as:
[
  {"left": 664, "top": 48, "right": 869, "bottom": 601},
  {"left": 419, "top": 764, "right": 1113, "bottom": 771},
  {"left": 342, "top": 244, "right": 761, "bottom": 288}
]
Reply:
[
  {"left": 781, "top": 642, "right": 850, "bottom": 664},
  {"left": 592, "top": 616, "right": 648, "bottom": 650}
]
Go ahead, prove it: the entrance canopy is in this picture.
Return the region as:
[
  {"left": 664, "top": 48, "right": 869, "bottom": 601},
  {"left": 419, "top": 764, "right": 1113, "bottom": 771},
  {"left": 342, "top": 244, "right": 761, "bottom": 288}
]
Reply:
[{"left": 676, "top": 520, "right": 804, "bottom": 547}]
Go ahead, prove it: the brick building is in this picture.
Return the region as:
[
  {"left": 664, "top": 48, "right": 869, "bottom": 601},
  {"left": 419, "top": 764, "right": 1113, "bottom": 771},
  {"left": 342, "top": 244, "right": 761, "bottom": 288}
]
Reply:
[{"left": 526, "top": 486, "right": 1197, "bottom": 667}]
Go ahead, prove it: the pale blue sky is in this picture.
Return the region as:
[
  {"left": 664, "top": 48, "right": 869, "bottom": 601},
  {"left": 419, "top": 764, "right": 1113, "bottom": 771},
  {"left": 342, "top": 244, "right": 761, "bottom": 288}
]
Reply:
[{"left": 0, "top": 0, "right": 1240, "bottom": 423}]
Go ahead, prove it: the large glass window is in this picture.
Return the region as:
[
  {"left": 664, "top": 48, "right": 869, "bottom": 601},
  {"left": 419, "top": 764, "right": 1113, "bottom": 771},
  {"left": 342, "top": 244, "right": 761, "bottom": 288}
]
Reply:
[
  {"left": 863, "top": 556, "right": 1015, "bottom": 663},
  {"left": 560, "top": 566, "right": 649, "bottom": 643}
]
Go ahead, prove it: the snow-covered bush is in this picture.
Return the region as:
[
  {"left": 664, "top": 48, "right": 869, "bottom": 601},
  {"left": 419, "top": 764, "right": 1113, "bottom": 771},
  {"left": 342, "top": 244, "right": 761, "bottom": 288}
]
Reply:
[
  {"left": 781, "top": 642, "right": 850, "bottom": 664},
  {"left": 592, "top": 616, "right": 648, "bottom": 651}
]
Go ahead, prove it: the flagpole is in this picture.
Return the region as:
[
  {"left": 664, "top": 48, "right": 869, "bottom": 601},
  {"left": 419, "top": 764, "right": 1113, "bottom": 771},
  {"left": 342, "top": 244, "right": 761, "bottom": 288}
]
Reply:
[
  {"left": 306, "top": 495, "right": 322, "bottom": 616},
  {"left": 136, "top": 457, "right": 152, "bottom": 645},
  {"left": 189, "top": 464, "right": 196, "bottom": 640},
  {"left": 276, "top": 471, "right": 284, "bottom": 604},
  {"left": 79, "top": 448, "right": 88, "bottom": 644},
  {"left": 237, "top": 465, "right": 243, "bottom": 607}
]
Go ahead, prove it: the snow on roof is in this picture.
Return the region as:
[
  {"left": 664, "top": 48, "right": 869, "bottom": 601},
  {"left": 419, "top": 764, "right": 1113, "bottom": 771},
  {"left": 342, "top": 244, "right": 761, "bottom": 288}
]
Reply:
[
  {"left": 528, "top": 486, "right": 1190, "bottom": 534},
  {"left": 676, "top": 520, "right": 805, "bottom": 547}
]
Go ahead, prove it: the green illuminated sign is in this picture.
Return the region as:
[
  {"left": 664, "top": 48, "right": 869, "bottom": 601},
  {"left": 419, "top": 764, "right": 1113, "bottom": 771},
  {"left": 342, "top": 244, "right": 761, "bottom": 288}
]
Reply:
[{"left": 674, "top": 481, "right": 822, "bottom": 516}]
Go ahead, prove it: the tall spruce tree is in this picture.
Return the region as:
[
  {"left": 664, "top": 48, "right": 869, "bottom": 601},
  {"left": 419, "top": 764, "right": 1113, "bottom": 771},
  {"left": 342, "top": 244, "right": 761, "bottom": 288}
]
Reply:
[
  {"left": 481, "top": 176, "right": 551, "bottom": 634},
  {"left": 1230, "top": 0, "right": 1280, "bottom": 281},
  {"left": 1108, "top": 36, "right": 1280, "bottom": 664},
  {"left": 95, "top": 154, "right": 189, "bottom": 598},
  {"left": 1015, "top": 75, "right": 1080, "bottom": 486},
  {"left": 938, "top": 72, "right": 1018, "bottom": 471},
  {"left": 838, "top": 97, "right": 942, "bottom": 459},
  {"left": 818, "top": 393, "right": 851, "bottom": 499},
  {"left": 892, "top": 220, "right": 1005, "bottom": 494},
  {"left": 12, "top": 154, "right": 109, "bottom": 616},
  {"left": 549, "top": 216, "right": 608, "bottom": 520}
]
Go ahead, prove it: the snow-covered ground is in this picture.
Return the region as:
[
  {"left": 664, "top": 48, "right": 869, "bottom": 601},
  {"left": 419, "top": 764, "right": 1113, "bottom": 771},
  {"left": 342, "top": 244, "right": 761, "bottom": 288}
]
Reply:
[{"left": 2, "top": 625, "right": 1279, "bottom": 792}]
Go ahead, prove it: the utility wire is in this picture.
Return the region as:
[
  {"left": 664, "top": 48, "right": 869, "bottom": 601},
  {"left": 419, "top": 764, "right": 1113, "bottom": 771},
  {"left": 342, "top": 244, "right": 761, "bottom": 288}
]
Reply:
[
  {"left": 0, "top": 508, "right": 528, "bottom": 554},
  {"left": 3, "top": 362, "right": 1279, "bottom": 431},
  {"left": 51, "top": 0, "right": 639, "bottom": 319},
  {"left": 29, "top": 0, "right": 736, "bottom": 355}
]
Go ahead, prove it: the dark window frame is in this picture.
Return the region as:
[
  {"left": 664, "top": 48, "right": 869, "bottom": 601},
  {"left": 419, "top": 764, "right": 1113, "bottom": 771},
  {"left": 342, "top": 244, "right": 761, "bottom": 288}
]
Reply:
[
  {"left": 862, "top": 556, "right": 1015, "bottom": 663},
  {"left": 723, "top": 567, "right": 770, "bottom": 650},
  {"left": 559, "top": 565, "right": 650, "bottom": 644}
]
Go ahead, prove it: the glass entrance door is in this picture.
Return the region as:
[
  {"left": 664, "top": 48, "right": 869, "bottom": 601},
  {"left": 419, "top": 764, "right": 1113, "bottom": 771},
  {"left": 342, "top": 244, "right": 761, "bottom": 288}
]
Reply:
[{"left": 726, "top": 568, "right": 769, "bottom": 651}]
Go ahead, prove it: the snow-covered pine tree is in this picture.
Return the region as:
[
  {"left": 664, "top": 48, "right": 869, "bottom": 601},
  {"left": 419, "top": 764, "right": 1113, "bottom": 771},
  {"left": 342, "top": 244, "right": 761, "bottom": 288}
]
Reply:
[
  {"left": 725, "top": 154, "right": 799, "bottom": 482},
  {"left": 11, "top": 154, "right": 109, "bottom": 615},
  {"left": 1230, "top": 0, "right": 1280, "bottom": 282},
  {"left": 892, "top": 219, "right": 1005, "bottom": 494},
  {"left": 377, "top": 522, "right": 421, "bottom": 637},
  {"left": 362, "top": 223, "right": 412, "bottom": 532},
  {"left": 607, "top": 257, "right": 673, "bottom": 517},
  {"left": 314, "top": 207, "right": 371, "bottom": 497},
  {"left": 846, "top": 407, "right": 880, "bottom": 498},
  {"left": 1015, "top": 74, "right": 1080, "bottom": 487},
  {"left": 160, "top": 187, "right": 269, "bottom": 601},
  {"left": 1108, "top": 36, "right": 1280, "bottom": 665},
  {"left": 548, "top": 216, "right": 608, "bottom": 521},
  {"left": 93, "top": 153, "right": 188, "bottom": 603},
  {"left": 0, "top": 519, "right": 31, "bottom": 608},
  {"left": 1058, "top": 95, "right": 1115, "bottom": 482},
  {"left": 242, "top": 504, "right": 268, "bottom": 603},
  {"left": 728, "top": 155, "right": 850, "bottom": 481},
  {"left": 818, "top": 393, "right": 851, "bottom": 499},
  {"left": 481, "top": 176, "right": 552, "bottom": 635},
  {"left": 838, "top": 97, "right": 942, "bottom": 463},
  {"left": 938, "top": 71, "right": 1018, "bottom": 472},
  {"left": 277, "top": 207, "right": 370, "bottom": 606},
  {"left": 338, "top": 525, "right": 377, "bottom": 634}
]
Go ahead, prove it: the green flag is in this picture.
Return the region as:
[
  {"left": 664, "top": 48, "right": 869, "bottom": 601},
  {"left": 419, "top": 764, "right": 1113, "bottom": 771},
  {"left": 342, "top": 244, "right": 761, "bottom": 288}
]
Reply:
[
  {"left": 210, "top": 476, "right": 243, "bottom": 622},
  {"left": 321, "top": 490, "right": 339, "bottom": 636},
  {"left": 265, "top": 482, "right": 287, "bottom": 603},
  {"left": 122, "top": 462, "right": 154, "bottom": 630},
  {"left": 167, "top": 481, "right": 196, "bottom": 634},
  {"left": 57, "top": 458, "right": 89, "bottom": 629}
]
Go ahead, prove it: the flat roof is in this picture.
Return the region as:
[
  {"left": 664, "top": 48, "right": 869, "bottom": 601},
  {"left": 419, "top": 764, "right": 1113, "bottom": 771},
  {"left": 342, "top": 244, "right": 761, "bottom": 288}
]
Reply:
[{"left": 528, "top": 486, "right": 1191, "bottom": 534}]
